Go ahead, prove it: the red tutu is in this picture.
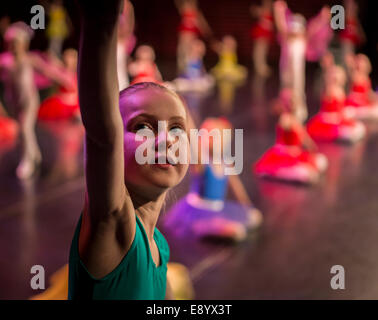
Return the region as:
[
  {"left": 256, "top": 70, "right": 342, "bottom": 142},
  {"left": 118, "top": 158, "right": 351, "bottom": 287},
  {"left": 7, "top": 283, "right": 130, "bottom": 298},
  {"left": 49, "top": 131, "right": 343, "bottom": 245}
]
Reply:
[
  {"left": 254, "top": 125, "right": 326, "bottom": 183},
  {"left": 307, "top": 113, "right": 363, "bottom": 142},
  {"left": 308, "top": 96, "right": 366, "bottom": 142},
  {"left": 38, "top": 93, "right": 79, "bottom": 121},
  {"left": 0, "top": 116, "right": 18, "bottom": 145},
  {"left": 339, "top": 18, "right": 362, "bottom": 46},
  {"left": 250, "top": 13, "right": 274, "bottom": 42},
  {"left": 131, "top": 65, "right": 161, "bottom": 85},
  {"left": 346, "top": 80, "right": 372, "bottom": 106},
  {"left": 178, "top": 9, "right": 201, "bottom": 36}
]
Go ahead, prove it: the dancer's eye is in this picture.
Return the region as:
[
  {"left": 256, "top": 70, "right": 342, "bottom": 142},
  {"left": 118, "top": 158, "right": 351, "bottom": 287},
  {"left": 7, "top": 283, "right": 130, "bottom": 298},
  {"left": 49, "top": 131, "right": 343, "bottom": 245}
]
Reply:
[
  {"left": 135, "top": 123, "right": 152, "bottom": 131},
  {"left": 169, "top": 125, "right": 184, "bottom": 135}
]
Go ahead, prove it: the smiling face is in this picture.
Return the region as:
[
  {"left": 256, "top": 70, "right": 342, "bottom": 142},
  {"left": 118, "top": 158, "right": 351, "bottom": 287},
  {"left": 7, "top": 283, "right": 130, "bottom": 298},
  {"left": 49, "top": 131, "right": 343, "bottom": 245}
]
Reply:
[{"left": 120, "top": 84, "right": 190, "bottom": 196}]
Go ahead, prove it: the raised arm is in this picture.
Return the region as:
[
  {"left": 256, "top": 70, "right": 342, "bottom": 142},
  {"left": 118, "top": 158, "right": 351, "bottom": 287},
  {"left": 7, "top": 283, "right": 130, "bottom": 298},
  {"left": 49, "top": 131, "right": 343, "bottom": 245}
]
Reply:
[
  {"left": 77, "top": 0, "right": 136, "bottom": 278},
  {"left": 29, "top": 53, "right": 75, "bottom": 90},
  {"left": 273, "top": 0, "right": 289, "bottom": 36}
]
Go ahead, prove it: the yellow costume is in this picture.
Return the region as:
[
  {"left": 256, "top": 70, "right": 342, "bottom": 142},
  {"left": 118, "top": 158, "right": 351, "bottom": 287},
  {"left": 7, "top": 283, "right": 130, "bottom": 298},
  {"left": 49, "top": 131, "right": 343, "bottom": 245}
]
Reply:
[
  {"left": 211, "top": 51, "right": 247, "bottom": 82},
  {"left": 46, "top": 6, "right": 69, "bottom": 40},
  {"left": 30, "top": 262, "right": 194, "bottom": 300}
]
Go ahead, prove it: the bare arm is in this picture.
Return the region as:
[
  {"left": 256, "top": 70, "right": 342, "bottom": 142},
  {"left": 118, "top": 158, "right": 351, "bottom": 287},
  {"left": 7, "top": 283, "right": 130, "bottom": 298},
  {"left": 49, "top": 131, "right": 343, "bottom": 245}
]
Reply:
[
  {"left": 273, "top": 0, "right": 288, "bottom": 36},
  {"left": 29, "top": 53, "right": 75, "bottom": 90},
  {"left": 77, "top": 0, "right": 135, "bottom": 278},
  {"left": 197, "top": 12, "right": 212, "bottom": 38}
]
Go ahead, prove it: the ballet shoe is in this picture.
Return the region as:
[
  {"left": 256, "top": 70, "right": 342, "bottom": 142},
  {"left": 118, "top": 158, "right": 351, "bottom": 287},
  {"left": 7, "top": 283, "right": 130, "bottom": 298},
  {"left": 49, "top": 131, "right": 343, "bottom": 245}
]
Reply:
[
  {"left": 16, "top": 155, "right": 41, "bottom": 180},
  {"left": 247, "top": 208, "right": 263, "bottom": 230}
]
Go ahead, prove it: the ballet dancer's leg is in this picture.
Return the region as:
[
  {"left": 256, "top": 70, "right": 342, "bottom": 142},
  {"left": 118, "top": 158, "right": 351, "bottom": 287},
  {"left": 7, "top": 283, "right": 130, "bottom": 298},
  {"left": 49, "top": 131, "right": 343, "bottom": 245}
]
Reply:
[
  {"left": 291, "top": 39, "right": 308, "bottom": 122},
  {"left": 177, "top": 33, "right": 195, "bottom": 74},
  {"left": 253, "top": 39, "right": 271, "bottom": 77},
  {"left": 16, "top": 101, "right": 41, "bottom": 179}
]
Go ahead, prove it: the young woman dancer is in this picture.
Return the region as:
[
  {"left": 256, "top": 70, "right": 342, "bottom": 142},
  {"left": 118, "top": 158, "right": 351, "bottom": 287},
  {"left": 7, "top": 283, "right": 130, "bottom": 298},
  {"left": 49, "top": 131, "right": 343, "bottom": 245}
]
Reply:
[
  {"left": 175, "top": 0, "right": 212, "bottom": 74},
  {"left": 0, "top": 22, "right": 42, "bottom": 179},
  {"left": 68, "top": 0, "right": 190, "bottom": 300},
  {"left": 172, "top": 38, "right": 214, "bottom": 93},
  {"left": 46, "top": 0, "right": 71, "bottom": 57},
  {"left": 128, "top": 45, "right": 163, "bottom": 85},
  {"left": 250, "top": 0, "right": 274, "bottom": 77},
  {"left": 274, "top": 1, "right": 331, "bottom": 123},
  {"left": 165, "top": 117, "right": 262, "bottom": 242},
  {"left": 344, "top": 54, "right": 378, "bottom": 119},
  {"left": 211, "top": 35, "right": 247, "bottom": 82},
  {"left": 339, "top": 0, "right": 365, "bottom": 59},
  {"left": 38, "top": 48, "right": 80, "bottom": 122},
  {"left": 307, "top": 62, "right": 366, "bottom": 143},
  {"left": 254, "top": 88, "right": 328, "bottom": 184}
]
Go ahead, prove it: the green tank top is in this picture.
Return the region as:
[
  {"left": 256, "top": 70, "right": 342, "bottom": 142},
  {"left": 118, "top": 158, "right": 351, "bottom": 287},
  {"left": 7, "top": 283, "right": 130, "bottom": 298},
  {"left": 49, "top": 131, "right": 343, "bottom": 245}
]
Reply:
[{"left": 68, "top": 214, "right": 170, "bottom": 300}]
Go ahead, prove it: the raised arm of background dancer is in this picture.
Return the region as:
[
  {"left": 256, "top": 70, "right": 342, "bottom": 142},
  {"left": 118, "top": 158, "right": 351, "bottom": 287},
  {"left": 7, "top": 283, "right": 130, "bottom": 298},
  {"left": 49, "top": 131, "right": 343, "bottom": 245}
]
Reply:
[
  {"left": 29, "top": 53, "right": 75, "bottom": 90},
  {"left": 307, "top": 7, "right": 331, "bottom": 41},
  {"left": 273, "top": 0, "right": 288, "bottom": 36},
  {"left": 78, "top": 0, "right": 133, "bottom": 227},
  {"left": 228, "top": 174, "right": 252, "bottom": 206},
  {"left": 198, "top": 12, "right": 212, "bottom": 38},
  {"left": 210, "top": 39, "right": 222, "bottom": 55}
]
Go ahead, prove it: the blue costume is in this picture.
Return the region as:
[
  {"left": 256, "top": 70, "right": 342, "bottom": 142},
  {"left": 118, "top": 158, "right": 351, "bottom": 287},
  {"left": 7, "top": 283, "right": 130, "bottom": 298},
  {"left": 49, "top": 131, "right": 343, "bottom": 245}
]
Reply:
[
  {"left": 183, "top": 59, "right": 204, "bottom": 79},
  {"left": 164, "top": 164, "right": 255, "bottom": 239}
]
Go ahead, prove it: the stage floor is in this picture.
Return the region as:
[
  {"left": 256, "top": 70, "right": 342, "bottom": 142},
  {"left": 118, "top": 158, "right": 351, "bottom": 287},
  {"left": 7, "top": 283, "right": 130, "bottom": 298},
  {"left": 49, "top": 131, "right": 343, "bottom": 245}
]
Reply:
[{"left": 1, "top": 67, "right": 378, "bottom": 299}]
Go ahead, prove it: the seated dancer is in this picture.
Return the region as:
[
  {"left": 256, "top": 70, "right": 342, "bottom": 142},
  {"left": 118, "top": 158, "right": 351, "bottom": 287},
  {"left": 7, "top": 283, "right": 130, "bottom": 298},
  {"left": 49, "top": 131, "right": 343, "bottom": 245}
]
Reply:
[
  {"left": 307, "top": 60, "right": 366, "bottom": 143},
  {"left": 254, "top": 89, "right": 328, "bottom": 184},
  {"left": 69, "top": 0, "right": 192, "bottom": 300},
  {"left": 250, "top": 0, "right": 274, "bottom": 77},
  {"left": 211, "top": 35, "right": 247, "bottom": 82},
  {"left": 128, "top": 45, "right": 163, "bottom": 85},
  {"left": 164, "top": 117, "right": 263, "bottom": 242},
  {"left": 344, "top": 54, "right": 378, "bottom": 119},
  {"left": 171, "top": 39, "right": 214, "bottom": 93},
  {"left": 38, "top": 49, "right": 80, "bottom": 122}
]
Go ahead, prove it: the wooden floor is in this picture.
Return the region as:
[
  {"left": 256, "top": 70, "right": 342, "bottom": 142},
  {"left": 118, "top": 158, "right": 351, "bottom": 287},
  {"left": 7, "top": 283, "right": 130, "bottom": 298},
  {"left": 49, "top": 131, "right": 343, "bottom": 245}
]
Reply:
[{"left": 1, "top": 66, "right": 378, "bottom": 300}]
